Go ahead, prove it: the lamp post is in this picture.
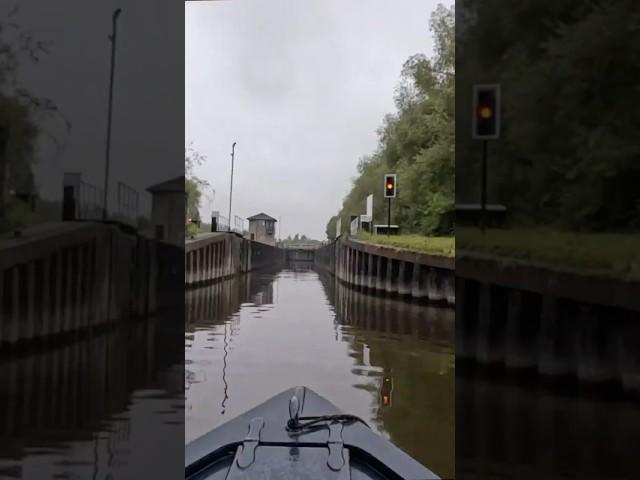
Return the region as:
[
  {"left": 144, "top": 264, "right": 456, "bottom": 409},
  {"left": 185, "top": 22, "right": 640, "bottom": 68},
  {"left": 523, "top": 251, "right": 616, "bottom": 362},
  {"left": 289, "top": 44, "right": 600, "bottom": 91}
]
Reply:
[
  {"left": 228, "top": 142, "right": 236, "bottom": 232},
  {"left": 102, "top": 8, "right": 122, "bottom": 221}
]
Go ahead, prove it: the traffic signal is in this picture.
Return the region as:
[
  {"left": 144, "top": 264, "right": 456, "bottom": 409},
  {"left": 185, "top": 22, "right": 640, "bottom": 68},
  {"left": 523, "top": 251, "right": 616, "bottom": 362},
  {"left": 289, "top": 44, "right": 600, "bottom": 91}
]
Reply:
[
  {"left": 472, "top": 84, "right": 500, "bottom": 139},
  {"left": 384, "top": 174, "right": 396, "bottom": 198}
]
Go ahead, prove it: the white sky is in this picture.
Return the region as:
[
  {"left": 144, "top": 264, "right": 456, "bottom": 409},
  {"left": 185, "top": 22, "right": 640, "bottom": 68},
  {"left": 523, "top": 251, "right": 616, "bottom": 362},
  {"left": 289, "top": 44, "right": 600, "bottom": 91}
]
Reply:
[{"left": 186, "top": 0, "right": 451, "bottom": 240}]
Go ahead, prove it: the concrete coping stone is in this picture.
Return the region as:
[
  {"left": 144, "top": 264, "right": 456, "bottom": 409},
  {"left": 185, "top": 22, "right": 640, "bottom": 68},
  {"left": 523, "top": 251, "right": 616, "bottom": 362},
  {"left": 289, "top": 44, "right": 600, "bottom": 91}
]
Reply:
[
  {"left": 185, "top": 232, "right": 228, "bottom": 252},
  {"left": 345, "top": 238, "right": 454, "bottom": 271},
  {"left": 457, "top": 250, "right": 640, "bottom": 312},
  {"left": 0, "top": 222, "right": 125, "bottom": 270}
]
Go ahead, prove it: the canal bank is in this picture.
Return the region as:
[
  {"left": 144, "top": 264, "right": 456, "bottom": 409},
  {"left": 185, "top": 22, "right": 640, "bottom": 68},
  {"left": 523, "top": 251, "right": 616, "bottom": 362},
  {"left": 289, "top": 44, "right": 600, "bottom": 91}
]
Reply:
[
  {"left": 456, "top": 238, "right": 640, "bottom": 478},
  {"left": 457, "top": 251, "right": 640, "bottom": 395},
  {"left": 315, "top": 237, "right": 455, "bottom": 305}
]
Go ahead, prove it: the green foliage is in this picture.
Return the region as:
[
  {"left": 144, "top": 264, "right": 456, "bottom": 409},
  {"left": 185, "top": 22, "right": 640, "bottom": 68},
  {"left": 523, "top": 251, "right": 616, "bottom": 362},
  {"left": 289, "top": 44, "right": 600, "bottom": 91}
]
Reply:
[
  {"left": 457, "top": 227, "right": 640, "bottom": 280},
  {"left": 456, "top": 0, "right": 640, "bottom": 230},
  {"left": 185, "top": 178, "right": 201, "bottom": 221},
  {"left": 0, "top": 199, "right": 33, "bottom": 232},
  {"left": 0, "top": 94, "right": 39, "bottom": 166},
  {"left": 326, "top": 4, "right": 454, "bottom": 239},
  {"left": 356, "top": 232, "right": 455, "bottom": 257},
  {"left": 326, "top": 216, "right": 338, "bottom": 241},
  {"left": 0, "top": 7, "right": 68, "bottom": 232},
  {"left": 185, "top": 143, "right": 209, "bottom": 221},
  {"left": 186, "top": 222, "right": 199, "bottom": 240},
  {"left": 0, "top": 95, "right": 39, "bottom": 233}
]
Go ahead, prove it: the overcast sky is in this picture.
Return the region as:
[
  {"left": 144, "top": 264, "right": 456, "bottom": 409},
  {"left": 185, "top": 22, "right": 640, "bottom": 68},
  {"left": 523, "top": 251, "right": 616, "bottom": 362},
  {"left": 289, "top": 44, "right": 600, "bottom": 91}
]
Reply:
[
  {"left": 10, "top": 0, "right": 183, "bottom": 216},
  {"left": 186, "top": 0, "right": 451, "bottom": 240}
]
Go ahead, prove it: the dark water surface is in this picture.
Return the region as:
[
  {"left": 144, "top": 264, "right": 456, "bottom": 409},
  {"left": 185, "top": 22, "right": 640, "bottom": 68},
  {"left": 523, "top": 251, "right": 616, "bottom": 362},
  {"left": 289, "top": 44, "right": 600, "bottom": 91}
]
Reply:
[
  {"left": 0, "top": 313, "right": 184, "bottom": 479},
  {"left": 457, "top": 367, "right": 640, "bottom": 480},
  {"left": 185, "top": 264, "right": 456, "bottom": 479}
]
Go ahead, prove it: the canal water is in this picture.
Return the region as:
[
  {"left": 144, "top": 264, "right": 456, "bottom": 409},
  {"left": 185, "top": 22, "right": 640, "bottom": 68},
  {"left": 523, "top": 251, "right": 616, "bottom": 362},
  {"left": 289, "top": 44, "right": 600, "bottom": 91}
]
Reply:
[
  {"left": 185, "top": 263, "right": 456, "bottom": 479},
  {"left": 457, "top": 368, "right": 640, "bottom": 480},
  {"left": 0, "top": 313, "right": 184, "bottom": 479}
]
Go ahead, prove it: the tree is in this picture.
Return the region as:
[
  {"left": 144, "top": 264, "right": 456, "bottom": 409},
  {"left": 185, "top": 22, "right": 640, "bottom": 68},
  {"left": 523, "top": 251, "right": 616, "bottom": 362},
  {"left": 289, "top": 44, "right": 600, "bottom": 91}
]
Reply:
[
  {"left": 0, "top": 6, "right": 69, "bottom": 231},
  {"left": 326, "top": 216, "right": 338, "bottom": 241},
  {"left": 326, "top": 4, "right": 454, "bottom": 238},
  {"left": 456, "top": 0, "right": 640, "bottom": 230},
  {"left": 185, "top": 143, "right": 209, "bottom": 223}
]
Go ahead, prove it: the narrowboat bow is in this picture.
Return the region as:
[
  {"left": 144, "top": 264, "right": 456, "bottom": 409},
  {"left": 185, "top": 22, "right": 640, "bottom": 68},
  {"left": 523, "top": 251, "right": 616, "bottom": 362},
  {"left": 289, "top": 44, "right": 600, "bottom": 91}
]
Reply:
[{"left": 185, "top": 386, "right": 440, "bottom": 479}]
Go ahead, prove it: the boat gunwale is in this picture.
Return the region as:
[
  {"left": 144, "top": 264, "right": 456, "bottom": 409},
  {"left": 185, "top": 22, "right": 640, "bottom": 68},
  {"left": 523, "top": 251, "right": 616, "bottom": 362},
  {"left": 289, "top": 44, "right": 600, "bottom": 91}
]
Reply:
[{"left": 185, "top": 387, "right": 441, "bottom": 480}]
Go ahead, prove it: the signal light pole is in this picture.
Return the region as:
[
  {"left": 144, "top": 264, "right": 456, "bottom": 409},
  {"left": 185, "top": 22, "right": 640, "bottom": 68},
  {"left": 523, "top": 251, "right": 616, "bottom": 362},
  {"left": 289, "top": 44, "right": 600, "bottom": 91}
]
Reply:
[
  {"left": 384, "top": 174, "right": 396, "bottom": 236},
  {"left": 472, "top": 84, "right": 501, "bottom": 232},
  {"left": 481, "top": 139, "right": 488, "bottom": 230}
]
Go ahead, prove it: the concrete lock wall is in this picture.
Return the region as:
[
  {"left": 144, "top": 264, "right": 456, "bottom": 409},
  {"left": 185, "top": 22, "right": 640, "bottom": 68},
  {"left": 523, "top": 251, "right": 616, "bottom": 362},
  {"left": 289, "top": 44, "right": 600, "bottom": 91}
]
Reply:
[
  {"left": 185, "top": 233, "right": 284, "bottom": 287},
  {"left": 315, "top": 239, "right": 640, "bottom": 393},
  {"left": 250, "top": 240, "right": 285, "bottom": 270},
  {"left": 314, "top": 237, "right": 455, "bottom": 306},
  {"left": 185, "top": 234, "right": 249, "bottom": 286},
  {"left": 156, "top": 241, "right": 185, "bottom": 310},
  {"left": 456, "top": 254, "right": 640, "bottom": 394},
  {"left": 0, "top": 222, "right": 159, "bottom": 348}
]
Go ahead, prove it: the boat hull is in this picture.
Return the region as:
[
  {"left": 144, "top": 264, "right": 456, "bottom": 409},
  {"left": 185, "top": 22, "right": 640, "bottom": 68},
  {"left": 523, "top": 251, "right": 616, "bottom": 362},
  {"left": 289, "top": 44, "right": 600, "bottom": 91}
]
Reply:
[{"left": 185, "top": 386, "right": 440, "bottom": 480}]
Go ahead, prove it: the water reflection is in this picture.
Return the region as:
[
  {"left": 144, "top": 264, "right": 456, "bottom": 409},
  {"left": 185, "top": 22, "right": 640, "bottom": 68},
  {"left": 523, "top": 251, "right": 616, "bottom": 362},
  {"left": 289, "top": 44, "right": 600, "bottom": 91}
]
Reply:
[
  {"left": 0, "top": 314, "right": 184, "bottom": 479},
  {"left": 320, "top": 271, "right": 455, "bottom": 474},
  {"left": 184, "top": 264, "right": 455, "bottom": 479},
  {"left": 457, "top": 369, "right": 640, "bottom": 479}
]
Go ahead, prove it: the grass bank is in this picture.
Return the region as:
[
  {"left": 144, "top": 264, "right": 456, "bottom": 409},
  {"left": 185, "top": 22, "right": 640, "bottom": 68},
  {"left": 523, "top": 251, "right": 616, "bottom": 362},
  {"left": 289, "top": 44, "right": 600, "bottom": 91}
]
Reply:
[
  {"left": 354, "top": 228, "right": 640, "bottom": 280},
  {"left": 355, "top": 233, "right": 455, "bottom": 257},
  {"left": 457, "top": 227, "right": 640, "bottom": 280}
]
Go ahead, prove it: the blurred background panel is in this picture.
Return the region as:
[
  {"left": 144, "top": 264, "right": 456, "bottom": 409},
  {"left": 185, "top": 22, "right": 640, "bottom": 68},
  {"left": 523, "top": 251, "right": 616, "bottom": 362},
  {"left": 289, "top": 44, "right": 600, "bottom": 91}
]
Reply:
[
  {"left": 455, "top": 0, "right": 640, "bottom": 478},
  {"left": 0, "top": 0, "right": 185, "bottom": 478}
]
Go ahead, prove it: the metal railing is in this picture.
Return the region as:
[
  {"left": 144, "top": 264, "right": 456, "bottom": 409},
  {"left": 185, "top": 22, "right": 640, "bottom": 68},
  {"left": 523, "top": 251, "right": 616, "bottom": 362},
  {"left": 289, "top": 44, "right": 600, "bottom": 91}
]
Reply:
[
  {"left": 216, "top": 215, "right": 229, "bottom": 231},
  {"left": 232, "top": 215, "right": 245, "bottom": 234},
  {"left": 116, "top": 181, "right": 139, "bottom": 225},
  {"left": 76, "top": 180, "right": 104, "bottom": 220}
]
